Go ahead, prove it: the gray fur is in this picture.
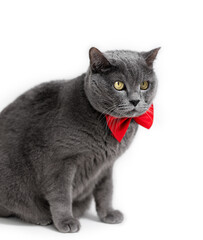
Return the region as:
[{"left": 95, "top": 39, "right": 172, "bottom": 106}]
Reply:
[{"left": 0, "top": 47, "right": 159, "bottom": 232}]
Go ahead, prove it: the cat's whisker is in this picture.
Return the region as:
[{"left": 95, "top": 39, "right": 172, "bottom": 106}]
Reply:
[
  {"left": 98, "top": 105, "right": 117, "bottom": 121},
  {"left": 97, "top": 104, "right": 116, "bottom": 122},
  {"left": 96, "top": 104, "right": 119, "bottom": 132}
]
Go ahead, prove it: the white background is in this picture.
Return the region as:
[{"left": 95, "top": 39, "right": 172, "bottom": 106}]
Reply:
[{"left": 0, "top": 0, "right": 203, "bottom": 239}]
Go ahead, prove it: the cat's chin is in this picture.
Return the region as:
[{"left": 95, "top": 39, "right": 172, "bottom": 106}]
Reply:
[
  {"left": 123, "top": 109, "right": 141, "bottom": 118},
  {"left": 107, "top": 109, "right": 144, "bottom": 118},
  {"left": 122, "top": 107, "right": 151, "bottom": 118},
  {"left": 122, "top": 112, "right": 144, "bottom": 118}
]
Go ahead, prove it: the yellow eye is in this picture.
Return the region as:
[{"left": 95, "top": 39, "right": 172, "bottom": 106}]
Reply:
[
  {"left": 114, "top": 81, "right": 125, "bottom": 91},
  {"left": 140, "top": 81, "right": 149, "bottom": 90}
]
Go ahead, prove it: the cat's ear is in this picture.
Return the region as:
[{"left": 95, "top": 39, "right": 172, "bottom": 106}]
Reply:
[
  {"left": 141, "top": 47, "right": 161, "bottom": 68},
  {"left": 89, "top": 47, "right": 112, "bottom": 73}
]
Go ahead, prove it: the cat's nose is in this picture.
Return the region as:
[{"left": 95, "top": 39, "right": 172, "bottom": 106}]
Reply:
[{"left": 130, "top": 100, "right": 140, "bottom": 107}]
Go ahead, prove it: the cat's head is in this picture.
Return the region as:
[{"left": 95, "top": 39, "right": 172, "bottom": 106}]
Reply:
[{"left": 84, "top": 47, "right": 160, "bottom": 118}]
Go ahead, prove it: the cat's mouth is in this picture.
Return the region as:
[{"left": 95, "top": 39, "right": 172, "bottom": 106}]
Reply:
[
  {"left": 111, "top": 108, "right": 142, "bottom": 118},
  {"left": 123, "top": 109, "right": 142, "bottom": 118},
  {"left": 125, "top": 108, "right": 138, "bottom": 116},
  {"left": 106, "top": 104, "right": 148, "bottom": 118},
  {"left": 116, "top": 106, "right": 148, "bottom": 118}
]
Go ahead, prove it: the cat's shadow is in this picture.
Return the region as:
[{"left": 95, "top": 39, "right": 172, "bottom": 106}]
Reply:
[
  {"left": 0, "top": 211, "right": 100, "bottom": 231},
  {"left": 82, "top": 212, "right": 100, "bottom": 222}
]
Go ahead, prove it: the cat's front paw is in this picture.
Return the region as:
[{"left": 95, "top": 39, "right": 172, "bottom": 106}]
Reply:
[
  {"left": 54, "top": 217, "right": 81, "bottom": 233},
  {"left": 100, "top": 210, "right": 124, "bottom": 224}
]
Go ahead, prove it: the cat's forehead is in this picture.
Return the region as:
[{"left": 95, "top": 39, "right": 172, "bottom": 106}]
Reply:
[
  {"left": 104, "top": 50, "right": 145, "bottom": 73},
  {"left": 104, "top": 50, "right": 141, "bottom": 65},
  {"left": 104, "top": 50, "right": 146, "bottom": 82}
]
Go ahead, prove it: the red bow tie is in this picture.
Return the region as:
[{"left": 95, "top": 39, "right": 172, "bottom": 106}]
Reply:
[{"left": 105, "top": 104, "right": 154, "bottom": 142}]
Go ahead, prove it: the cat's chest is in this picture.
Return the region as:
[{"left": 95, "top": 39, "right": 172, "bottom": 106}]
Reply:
[
  {"left": 96, "top": 118, "right": 138, "bottom": 158},
  {"left": 72, "top": 120, "right": 138, "bottom": 200},
  {"left": 77, "top": 117, "right": 138, "bottom": 170},
  {"left": 86, "top": 118, "right": 137, "bottom": 161}
]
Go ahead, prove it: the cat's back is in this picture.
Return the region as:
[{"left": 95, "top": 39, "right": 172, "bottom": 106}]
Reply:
[
  {"left": 0, "top": 78, "right": 77, "bottom": 169},
  {"left": 0, "top": 77, "right": 79, "bottom": 134}
]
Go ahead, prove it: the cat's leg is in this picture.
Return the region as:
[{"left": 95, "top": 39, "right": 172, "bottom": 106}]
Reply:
[
  {"left": 93, "top": 167, "right": 124, "bottom": 224},
  {"left": 21, "top": 213, "right": 52, "bottom": 226},
  {"left": 46, "top": 164, "right": 80, "bottom": 233},
  {"left": 0, "top": 205, "right": 13, "bottom": 217},
  {"left": 72, "top": 195, "right": 92, "bottom": 218},
  {"left": 14, "top": 198, "right": 52, "bottom": 226},
  {"left": 0, "top": 183, "right": 51, "bottom": 225}
]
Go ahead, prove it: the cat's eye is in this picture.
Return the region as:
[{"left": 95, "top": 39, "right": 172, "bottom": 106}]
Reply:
[
  {"left": 140, "top": 81, "right": 149, "bottom": 90},
  {"left": 114, "top": 81, "right": 125, "bottom": 91}
]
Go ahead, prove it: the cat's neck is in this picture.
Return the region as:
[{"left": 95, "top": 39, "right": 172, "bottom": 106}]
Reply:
[{"left": 61, "top": 73, "right": 102, "bottom": 119}]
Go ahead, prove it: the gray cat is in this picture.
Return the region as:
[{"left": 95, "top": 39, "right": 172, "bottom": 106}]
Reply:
[{"left": 0, "top": 47, "right": 160, "bottom": 233}]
